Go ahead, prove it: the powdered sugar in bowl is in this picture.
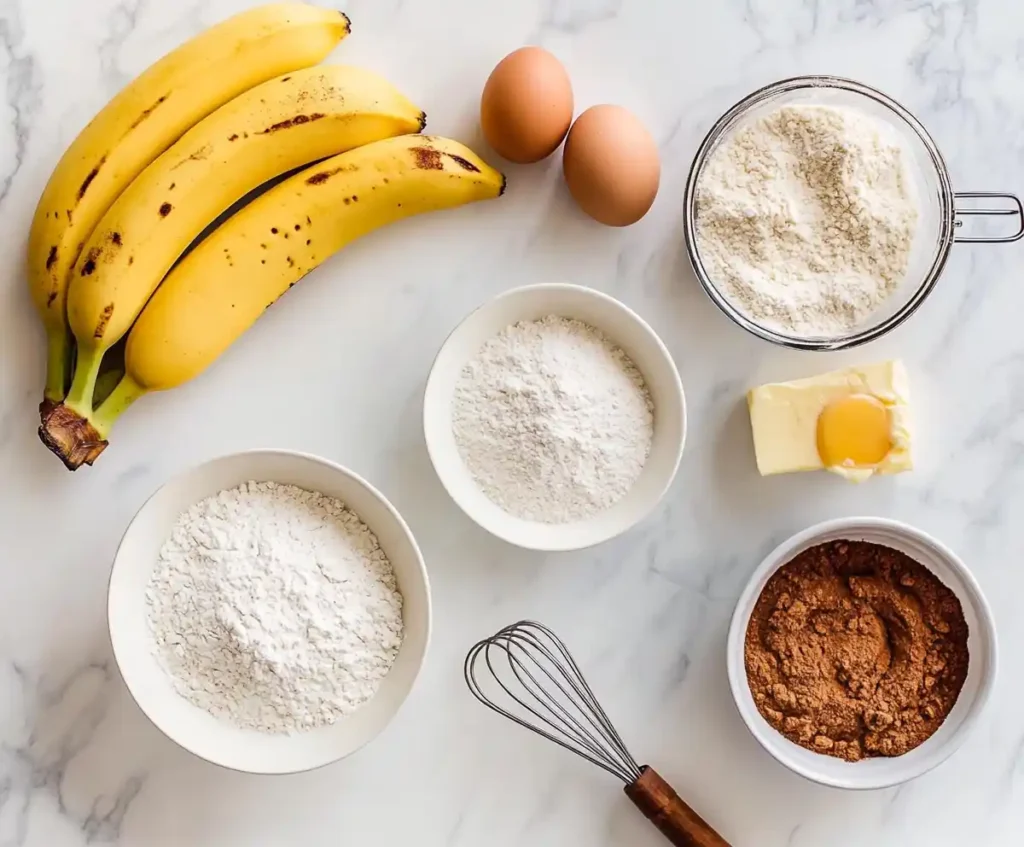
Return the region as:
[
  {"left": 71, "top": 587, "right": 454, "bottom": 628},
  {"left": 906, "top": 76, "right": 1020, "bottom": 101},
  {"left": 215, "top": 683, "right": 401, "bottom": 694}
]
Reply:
[
  {"left": 108, "top": 449, "right": 431, "bottom": 774},
  {"left": 423, "top": 284, "right": 685, "bottom": 551},
  {"left": 684, "top": 75, "right": 1023, "bottom": 351}
]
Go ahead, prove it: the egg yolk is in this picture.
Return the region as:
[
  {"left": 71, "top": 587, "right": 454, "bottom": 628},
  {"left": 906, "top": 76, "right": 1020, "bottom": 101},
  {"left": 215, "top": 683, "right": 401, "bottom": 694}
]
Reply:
[{"left": 817, "top": 394, "right": 892, "bottom": 468}]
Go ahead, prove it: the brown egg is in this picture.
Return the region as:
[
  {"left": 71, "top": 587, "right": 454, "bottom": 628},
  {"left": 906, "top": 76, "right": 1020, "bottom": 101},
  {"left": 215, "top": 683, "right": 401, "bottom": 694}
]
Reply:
[
  {"left": 480, "top": 47, "right": 573, "bottom": 164},
  {"left": 562, "top": 105, "right": 660, "bottom": 226}
]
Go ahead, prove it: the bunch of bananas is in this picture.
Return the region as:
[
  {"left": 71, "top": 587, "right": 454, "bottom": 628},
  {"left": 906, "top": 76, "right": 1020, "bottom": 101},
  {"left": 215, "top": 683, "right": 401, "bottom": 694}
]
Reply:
[{"left": 30, "top": 3, "right": 505, "bottom": 470}]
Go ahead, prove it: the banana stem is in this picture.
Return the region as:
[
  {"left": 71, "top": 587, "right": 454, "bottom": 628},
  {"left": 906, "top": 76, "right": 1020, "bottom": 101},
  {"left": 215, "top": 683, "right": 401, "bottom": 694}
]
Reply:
[
  {"left": 65, "top": 347, "right": 104, "bottom": 415},
  {"left": 92, "top": 374, "right": 146, "bottom": 438},
  {"left": 39, "top": 365, "right": 143, "bottom": 469},
  {"left": 44, "top": 329, "right": 71, "bottom": 403}
]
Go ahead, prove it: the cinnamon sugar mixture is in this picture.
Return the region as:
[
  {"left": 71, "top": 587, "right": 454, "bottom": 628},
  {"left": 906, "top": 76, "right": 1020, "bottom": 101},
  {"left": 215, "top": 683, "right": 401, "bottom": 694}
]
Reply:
[{"left": 744, "top": 540, "right": 969, "bottom": 762}]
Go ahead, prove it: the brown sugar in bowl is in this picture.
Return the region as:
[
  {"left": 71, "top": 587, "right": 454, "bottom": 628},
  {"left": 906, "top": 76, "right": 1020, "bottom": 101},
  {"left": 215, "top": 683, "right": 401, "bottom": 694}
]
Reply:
[{"left": 726, "top": 517, "right": 997, "bottom": 790}]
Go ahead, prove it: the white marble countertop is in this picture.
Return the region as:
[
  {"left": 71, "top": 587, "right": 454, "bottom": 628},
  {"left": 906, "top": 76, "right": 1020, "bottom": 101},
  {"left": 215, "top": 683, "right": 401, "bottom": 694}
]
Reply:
[{"left": 2, "top": 0, "right": 1023, "bottom": 844}]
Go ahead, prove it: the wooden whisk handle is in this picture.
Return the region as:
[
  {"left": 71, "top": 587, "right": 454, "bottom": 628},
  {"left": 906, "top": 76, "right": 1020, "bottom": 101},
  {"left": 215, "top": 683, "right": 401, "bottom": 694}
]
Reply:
[{"left": 624, "top": 766, "right": 731, "bottom": 847}]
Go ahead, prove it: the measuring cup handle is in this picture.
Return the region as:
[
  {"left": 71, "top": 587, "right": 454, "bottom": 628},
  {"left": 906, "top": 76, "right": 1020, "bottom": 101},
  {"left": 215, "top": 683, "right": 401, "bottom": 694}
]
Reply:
[
  {"left": 625, "top": 766, "right": 732, "bottom": 847},
  {"left": 953, "top": 191, "right": 1024, "bottom": 243}
]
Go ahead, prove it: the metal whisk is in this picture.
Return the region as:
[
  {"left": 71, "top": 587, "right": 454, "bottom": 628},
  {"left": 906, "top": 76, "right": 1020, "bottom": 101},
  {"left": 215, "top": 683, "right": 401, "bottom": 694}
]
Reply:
[{"left": 465, "top": 621, "right": 730, "bottom": 847}]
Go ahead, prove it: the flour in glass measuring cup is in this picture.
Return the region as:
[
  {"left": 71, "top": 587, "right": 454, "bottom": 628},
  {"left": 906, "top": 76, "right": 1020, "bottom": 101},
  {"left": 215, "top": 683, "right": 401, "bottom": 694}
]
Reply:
[
  {"left": 146, "top": 481, "right": 403, "bottom": 733},
  {"left": 695, "top": 104, "right": 921, "bottom": 336}
]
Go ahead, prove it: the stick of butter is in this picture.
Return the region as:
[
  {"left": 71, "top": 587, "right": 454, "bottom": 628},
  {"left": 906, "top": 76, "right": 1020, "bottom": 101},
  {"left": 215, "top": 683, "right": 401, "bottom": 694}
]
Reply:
[{"left": 747, "top": 360, "right": 912, "bottom": 481}]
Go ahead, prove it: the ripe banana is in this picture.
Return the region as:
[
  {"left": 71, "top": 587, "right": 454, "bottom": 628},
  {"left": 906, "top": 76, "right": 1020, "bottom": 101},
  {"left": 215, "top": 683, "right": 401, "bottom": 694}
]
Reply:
[
  {"left": 63, "top": 65, "right": 425, "bottom": 418},
  {"left": 75, "top": 136, "right": 504, "bottom": 451},
  {"left": 28, "top": 3, "right": 349, "bottom": 412}
]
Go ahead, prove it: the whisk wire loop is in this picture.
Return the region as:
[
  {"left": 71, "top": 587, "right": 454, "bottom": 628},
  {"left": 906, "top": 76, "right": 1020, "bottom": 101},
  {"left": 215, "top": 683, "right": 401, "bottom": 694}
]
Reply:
[
  {"left": 506, "top": 626, "right": 639, "bottom": 778},
  {"left": 481, "top": 640, "right": 614, "bottom": 771},
  {"left": 498, "top": 631, "right": 627, "bottom": 771},
  {"left": 465, "top": 621, "right": 643, "bottom": 785},
  {"left": 467, "top": 636, "right": 635, "bottom": 783}
]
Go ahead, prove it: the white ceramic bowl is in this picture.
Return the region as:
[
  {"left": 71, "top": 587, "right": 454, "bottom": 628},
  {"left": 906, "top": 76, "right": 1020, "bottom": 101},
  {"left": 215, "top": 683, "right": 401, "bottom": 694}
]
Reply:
[
  {"left": 727, "top": 517, "right": 997, "bottom": 790},
  {"left": 423, "top": 283, "right": 686, "bottom": 551},
  {"left": 108, "top": 449, "right": 432, "bottom": 774}
]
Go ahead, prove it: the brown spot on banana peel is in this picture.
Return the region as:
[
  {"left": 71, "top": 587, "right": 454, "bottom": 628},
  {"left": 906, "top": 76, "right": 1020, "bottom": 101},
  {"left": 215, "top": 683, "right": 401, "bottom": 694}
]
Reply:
[
  {"left": 77, "top": 155, "right": 106, "bottom": 201},
  {"left": 259, "top": 113, "right": 326, "bottom": 134},
  {"left": 411, "top": 147, "right": 485, "bottom": 175},
  {"left": 159, "top": 202, "right": 172, "bottom": 217},
  {"left": 45, "top": 245, "right": 58, "bottom": 270},
  {"left": 77, "top": 234, "right": 120, "bottom": 275},
  {"left": 447, "top": 153, "right": 481, "bottom": 173},
  {"left": 305, "top": 165, "right": 358, "bottom": 186},
  {"left": 170, "top": 144, "right": 212, "bottom": 170},
  {"left": 228, "top": 134, "right": 239, "bottom": 141},
  {"left": 80, "top": 246, "right": 102, "bottom": 276},
  {"left": 38, "top": 403, "right": 107, "bottom": 470},
  {"left": 128, "top": 93, "right": 168, "bottom": 130},
  {"left": 306, "top": 170, "right": 335, "bottom": 185},
  {"left": 94, "top": 303, "right": 114, "bottom": 338},
  {"left": 412, "top": 147, "right": 443, "bottom": 170}
]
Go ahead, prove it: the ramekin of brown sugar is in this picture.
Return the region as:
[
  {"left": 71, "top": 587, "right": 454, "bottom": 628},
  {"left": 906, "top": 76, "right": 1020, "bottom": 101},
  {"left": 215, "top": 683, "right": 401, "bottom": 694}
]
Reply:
[{"left": 726, "top": 517, "right": 997, "bottom": 790}]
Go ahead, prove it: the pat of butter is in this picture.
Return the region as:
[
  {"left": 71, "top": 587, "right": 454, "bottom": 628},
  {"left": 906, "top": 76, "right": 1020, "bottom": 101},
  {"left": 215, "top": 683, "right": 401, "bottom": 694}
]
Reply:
[{"left": 747, "top": 360, "right": 913, "bottom": 479}]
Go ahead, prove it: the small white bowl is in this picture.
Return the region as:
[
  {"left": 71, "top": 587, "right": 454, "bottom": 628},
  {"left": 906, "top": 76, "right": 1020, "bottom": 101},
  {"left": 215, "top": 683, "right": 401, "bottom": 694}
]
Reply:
[
  {"left": 108, "top": 449, "right": 432, "bottom": 774},
  {"left": 423, "top": 283, "right": 686, "bottom": 551},
  {"left": 727, "top": 517, "right": 997, "bottom": 790}
]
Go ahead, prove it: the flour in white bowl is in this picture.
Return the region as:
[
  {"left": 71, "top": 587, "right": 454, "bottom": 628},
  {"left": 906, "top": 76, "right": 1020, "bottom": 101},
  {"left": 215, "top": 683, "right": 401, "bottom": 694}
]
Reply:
[
  {"left": 452, "top": 315, "right": 654, "bottom": 523},
  {"left": 695, "top": 104, "right": 920, "bottom": 336},
  {"left": 146, "top": 481, "right": 403, "bottom": 734}
]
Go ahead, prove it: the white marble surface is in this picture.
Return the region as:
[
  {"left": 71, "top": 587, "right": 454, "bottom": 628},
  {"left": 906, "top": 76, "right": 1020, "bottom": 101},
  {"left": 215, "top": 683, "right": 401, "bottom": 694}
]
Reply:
[{"left": 1, "top": 0, "right": 1023, "bottom": 844}]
